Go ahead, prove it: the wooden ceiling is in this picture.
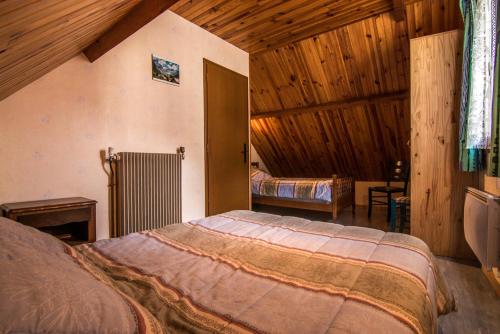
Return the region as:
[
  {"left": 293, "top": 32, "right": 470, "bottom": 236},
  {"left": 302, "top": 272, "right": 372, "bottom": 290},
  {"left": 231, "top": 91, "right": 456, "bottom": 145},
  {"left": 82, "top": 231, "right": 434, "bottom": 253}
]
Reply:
[
  {"left": 0, "top": 0, "right": 179, "bottom": 101},
  {"left": 1, "top": 0, "right": 463, "bottom": 180},
  {"left": 171, "top": 0, "right": 397, "bottom": 54},
  {"left": 250, "top": 0, "right": 462, "bottom": 180},
  {"left": 0, "top": 0, "right": 140, "bottom": 101},
  {"left": 171, "top": 0, "right": 462, "bottom": 180}
]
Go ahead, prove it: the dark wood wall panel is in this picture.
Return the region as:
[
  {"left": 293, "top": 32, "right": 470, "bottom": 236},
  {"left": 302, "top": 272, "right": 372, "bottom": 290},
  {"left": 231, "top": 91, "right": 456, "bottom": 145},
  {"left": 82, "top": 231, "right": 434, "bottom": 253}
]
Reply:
[
  {"left": 250, "top": 0, "right": 461, "bottom": 180},
  {"left": 250, "top": 13, "right": 410, "bottom": 113},
  {"left": 252, "top": 100, "right": 410, "bottom": 179},
  {"left": 171, "top": 0, "right": 395, "bottom": 53}
]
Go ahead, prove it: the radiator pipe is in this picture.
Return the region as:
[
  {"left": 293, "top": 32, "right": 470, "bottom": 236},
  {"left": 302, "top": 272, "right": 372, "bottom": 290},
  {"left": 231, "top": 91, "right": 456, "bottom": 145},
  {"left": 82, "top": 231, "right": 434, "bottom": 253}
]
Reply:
[{"left": 105, "top": 147, "right": 120, "bottom": 237}]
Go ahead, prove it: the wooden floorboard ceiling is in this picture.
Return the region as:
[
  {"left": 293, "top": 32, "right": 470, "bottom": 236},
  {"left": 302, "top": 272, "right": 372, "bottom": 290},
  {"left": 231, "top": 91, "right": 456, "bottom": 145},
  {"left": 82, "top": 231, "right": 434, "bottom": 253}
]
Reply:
[
  {"left": 0, "top": 0, "right": 179, "bottom": 101},
  {"left": 249, "top": 0, "right": 461, "bottom": 180},
  {"left": 172, "top": 0, "right": 463, "bottom": 180},
  {"left": 172, "top": 0, "right": 401, "bottom": 54},
  {"left": 0, "top": 0, "right": 141, "bottom": 101}
]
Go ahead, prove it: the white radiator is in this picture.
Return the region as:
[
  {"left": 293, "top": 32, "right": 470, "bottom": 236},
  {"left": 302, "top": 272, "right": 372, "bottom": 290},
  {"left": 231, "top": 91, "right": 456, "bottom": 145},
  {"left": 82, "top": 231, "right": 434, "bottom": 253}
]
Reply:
[{"left": 464, "top": 187, "right": 500, "bottom": 269}]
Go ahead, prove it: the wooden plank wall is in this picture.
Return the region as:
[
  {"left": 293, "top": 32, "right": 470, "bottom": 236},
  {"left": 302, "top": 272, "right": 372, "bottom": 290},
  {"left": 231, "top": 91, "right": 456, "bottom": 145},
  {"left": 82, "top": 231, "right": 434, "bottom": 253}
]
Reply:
[
  {"left": 250, "top": 0, "right": 462, "bottom": 180},
  {"left": 171, "top": 0, "right": 395, "bottom": 54},
  {"left": 410, "top": 30, "right": 479, "bottom": 258}
]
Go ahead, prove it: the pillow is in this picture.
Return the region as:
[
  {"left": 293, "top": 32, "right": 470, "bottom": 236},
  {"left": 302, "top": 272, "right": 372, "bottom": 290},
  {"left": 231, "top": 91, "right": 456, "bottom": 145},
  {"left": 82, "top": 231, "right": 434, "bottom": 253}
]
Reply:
[
  {"left": 0, "top": 217, "right": 161, "bottom": 333},
  {"left": 251, "top": 167, "right": 273, "bottom": 181}
]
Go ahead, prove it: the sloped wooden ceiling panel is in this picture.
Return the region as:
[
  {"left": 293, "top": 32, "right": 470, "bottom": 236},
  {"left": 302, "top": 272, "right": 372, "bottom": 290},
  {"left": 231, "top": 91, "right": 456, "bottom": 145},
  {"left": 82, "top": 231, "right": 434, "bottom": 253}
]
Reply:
[
  {"left": 171, "top": 0, "right": 396, "bottom": 53},
  {"left": 250, "top": 0, "right": 462, "bottom": 180},
  {"left": 0, "top": 0, "right": 142, "bottom": 101},
  {"left": 252, "top": 101, "right": 410, "bottom": 180}
]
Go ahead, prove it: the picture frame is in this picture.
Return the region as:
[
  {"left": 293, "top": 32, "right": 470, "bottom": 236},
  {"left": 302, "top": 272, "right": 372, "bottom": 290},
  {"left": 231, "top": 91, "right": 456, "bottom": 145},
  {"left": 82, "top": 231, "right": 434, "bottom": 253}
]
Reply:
[{"left": 151, "top": 54, "right": 180, "bottom": 86}]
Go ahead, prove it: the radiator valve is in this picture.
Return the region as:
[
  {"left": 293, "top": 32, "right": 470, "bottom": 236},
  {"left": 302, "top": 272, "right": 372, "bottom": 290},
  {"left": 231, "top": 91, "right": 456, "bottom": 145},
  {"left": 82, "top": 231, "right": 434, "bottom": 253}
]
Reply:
[
  {"left": 106, "top": 147, "right": 121, "bottom": 162},
  {"left": 177, "top": 146, "right": 185, "bottom": 160}
]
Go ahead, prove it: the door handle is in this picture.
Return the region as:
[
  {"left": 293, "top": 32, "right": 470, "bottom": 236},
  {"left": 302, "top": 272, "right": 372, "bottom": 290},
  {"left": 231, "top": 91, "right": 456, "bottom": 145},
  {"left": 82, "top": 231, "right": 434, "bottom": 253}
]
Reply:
[{"left": 240, "top": 143, "right": 247, "bottom": 163}]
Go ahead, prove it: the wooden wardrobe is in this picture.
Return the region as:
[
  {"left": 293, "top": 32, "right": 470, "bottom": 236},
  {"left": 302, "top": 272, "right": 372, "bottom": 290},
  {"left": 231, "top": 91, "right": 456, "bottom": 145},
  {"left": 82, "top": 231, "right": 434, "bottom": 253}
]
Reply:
[{"left": 410, "top": 30, "right": 479, "bottom": 259}]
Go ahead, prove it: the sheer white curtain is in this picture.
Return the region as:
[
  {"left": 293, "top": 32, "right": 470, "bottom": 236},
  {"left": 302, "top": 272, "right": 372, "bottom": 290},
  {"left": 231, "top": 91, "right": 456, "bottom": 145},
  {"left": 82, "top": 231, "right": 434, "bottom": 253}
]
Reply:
[{"left": 466, "top": 0, "right": 495, "bottom": 149}]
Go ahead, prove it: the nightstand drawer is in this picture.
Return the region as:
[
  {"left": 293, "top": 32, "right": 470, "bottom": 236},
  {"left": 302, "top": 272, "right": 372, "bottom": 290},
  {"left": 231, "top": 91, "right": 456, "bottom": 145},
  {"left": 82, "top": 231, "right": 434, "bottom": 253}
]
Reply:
[
  {"left": 16, "top": 207, "right": 91, "bottom": 228},
  {"left": 1, "top": 197, "right": 97, "bottom": 244}
]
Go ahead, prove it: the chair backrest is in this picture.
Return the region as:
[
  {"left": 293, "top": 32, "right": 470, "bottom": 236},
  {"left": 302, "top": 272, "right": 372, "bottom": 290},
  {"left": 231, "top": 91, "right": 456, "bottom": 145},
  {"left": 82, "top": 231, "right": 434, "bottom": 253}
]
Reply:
[{"left": 386, "top": 161, "right": 410, "bottom": 195}]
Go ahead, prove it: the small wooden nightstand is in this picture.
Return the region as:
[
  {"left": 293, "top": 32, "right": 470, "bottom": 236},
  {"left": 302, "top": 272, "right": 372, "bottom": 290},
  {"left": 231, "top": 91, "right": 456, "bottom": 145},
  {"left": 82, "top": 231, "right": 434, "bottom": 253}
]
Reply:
[{"left": 1, "top": 197, "right": 97, "bottom": 245}]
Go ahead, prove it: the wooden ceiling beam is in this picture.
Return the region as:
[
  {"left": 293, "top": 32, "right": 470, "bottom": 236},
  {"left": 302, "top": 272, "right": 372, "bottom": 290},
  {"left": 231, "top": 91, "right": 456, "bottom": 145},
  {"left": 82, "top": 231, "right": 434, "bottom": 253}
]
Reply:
[
  {"left": 251, "top": 91, "right": 408, "bottom": 119},
  {"left": 84, "top": 0, "right": 180, "bottom": 62}
]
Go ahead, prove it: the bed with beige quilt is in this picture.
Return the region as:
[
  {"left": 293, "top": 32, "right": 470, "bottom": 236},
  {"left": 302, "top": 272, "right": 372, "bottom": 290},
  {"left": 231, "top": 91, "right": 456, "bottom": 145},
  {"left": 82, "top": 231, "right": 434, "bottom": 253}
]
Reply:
[{"left": 0, "top": 210, "right": 454, "bottom": 334}]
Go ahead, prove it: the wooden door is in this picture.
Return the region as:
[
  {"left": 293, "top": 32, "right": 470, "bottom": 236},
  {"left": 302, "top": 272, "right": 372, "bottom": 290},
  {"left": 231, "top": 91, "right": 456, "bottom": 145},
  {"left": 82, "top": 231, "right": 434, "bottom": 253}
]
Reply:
[
  {"left": 410, "top": 30, "right": 479, "bottom": 258},
  {"left": 204, "top": 59, "right": 249, "bottom": 216}
]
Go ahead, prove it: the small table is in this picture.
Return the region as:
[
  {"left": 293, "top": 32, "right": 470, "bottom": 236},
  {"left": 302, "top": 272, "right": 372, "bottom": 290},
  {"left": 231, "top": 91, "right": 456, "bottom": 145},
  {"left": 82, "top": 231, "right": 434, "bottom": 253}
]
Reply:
[{"left": 1, "top": 197, "right": 97, "bottom": 245}]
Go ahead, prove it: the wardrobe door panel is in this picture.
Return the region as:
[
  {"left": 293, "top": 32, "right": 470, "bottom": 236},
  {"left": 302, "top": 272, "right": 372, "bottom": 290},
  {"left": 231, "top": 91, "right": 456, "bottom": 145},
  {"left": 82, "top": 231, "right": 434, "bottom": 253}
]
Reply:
[{"left": 410, "top": 30, "right": 479, "bottom": 258}]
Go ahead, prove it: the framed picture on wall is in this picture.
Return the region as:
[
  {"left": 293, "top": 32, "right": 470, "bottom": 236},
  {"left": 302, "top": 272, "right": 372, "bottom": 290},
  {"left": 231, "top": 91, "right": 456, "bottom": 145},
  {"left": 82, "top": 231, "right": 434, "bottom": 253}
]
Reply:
[{"left": 151, "top": 54, "right": 180, "bottom": 86}]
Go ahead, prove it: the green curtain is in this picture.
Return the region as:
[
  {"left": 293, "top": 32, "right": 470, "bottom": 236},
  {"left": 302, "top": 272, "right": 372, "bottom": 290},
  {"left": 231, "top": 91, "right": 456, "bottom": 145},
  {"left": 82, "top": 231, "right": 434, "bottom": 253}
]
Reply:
[
  {"left": 487, "top": 4, "right": 499, "bottom": 177},
  {"left": 459, "top": 0, "right": 484, "bottom": 172}
]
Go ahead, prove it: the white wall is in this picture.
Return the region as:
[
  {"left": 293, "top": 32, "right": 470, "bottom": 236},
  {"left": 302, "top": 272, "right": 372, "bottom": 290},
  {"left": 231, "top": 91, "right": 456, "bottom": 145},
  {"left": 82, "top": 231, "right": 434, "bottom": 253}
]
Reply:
[
  {"left": 250, "top": 144, "right": 269, "bottom": 172},
  {"left": 0, "top": 11, "right": 249, "bottom": 239}
]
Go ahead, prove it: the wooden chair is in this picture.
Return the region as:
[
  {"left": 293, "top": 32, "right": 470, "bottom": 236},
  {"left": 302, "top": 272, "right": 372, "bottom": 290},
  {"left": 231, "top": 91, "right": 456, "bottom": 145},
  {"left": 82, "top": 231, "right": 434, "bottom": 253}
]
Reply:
[
  {"left": 368, "top": 161, "right": 409, "bottom": 222},
  {"left": 390, "top": 196, "right": 410, "bottom": 232}
]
